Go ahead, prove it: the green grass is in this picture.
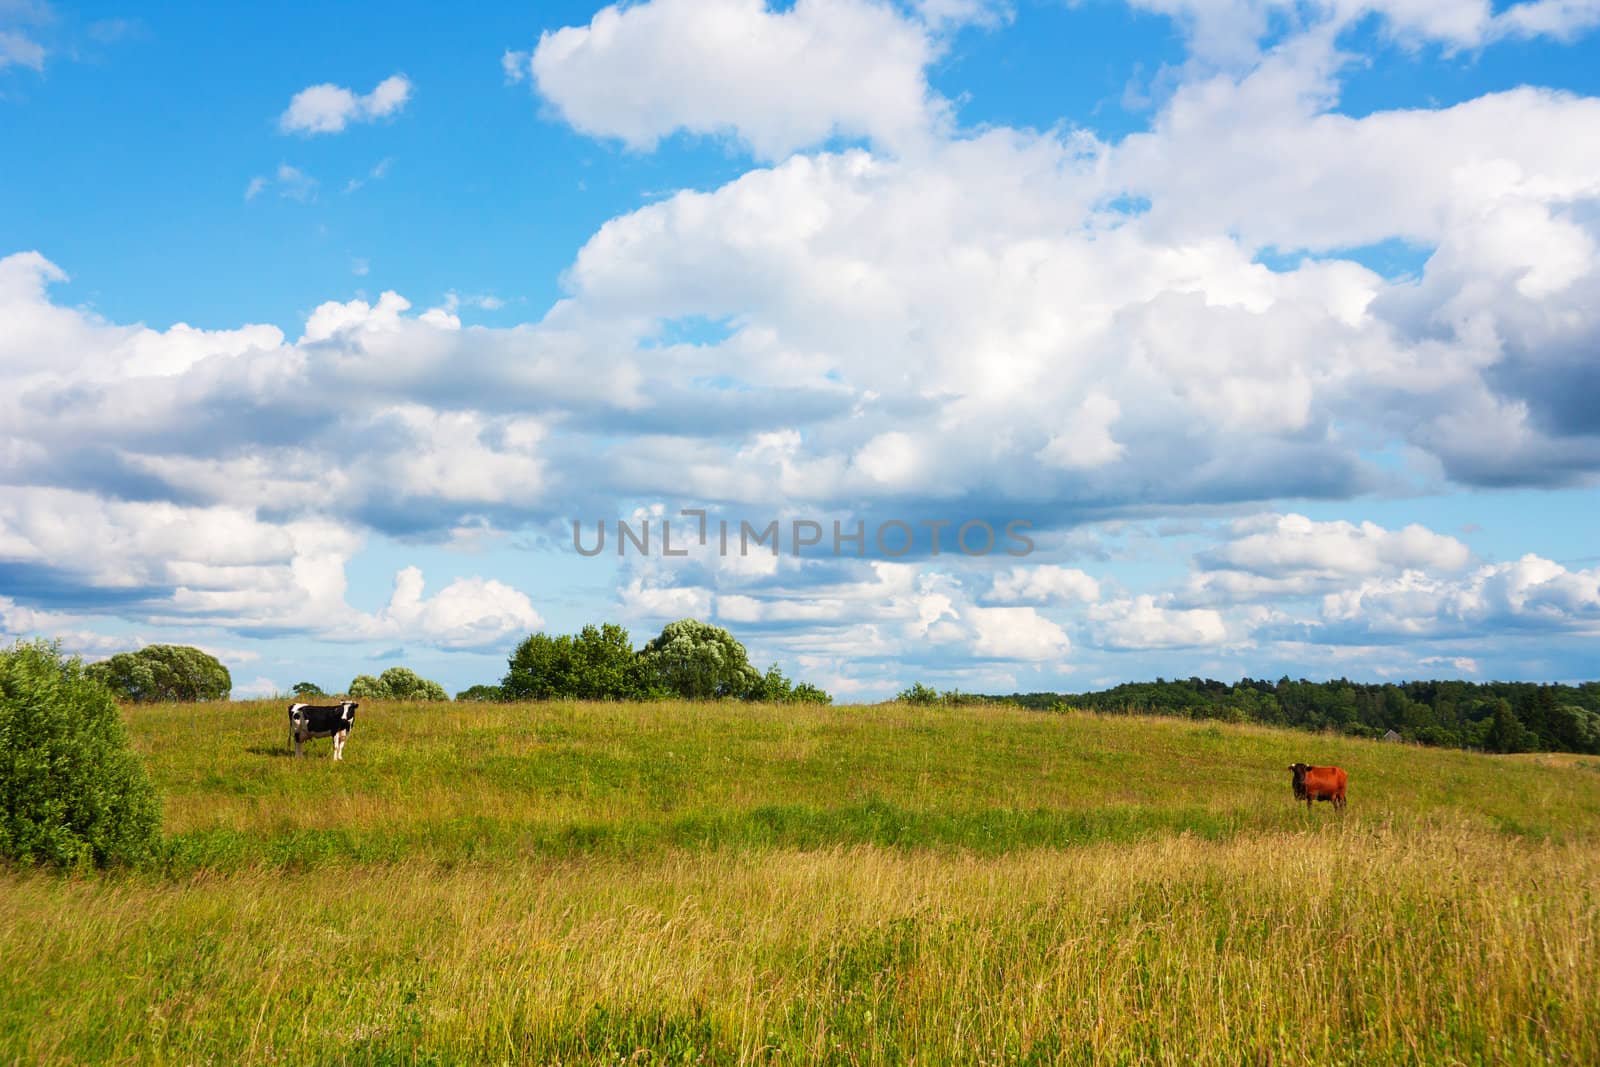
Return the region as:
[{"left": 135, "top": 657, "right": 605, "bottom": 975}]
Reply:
[
  {"left": 4, "top": 699, "right": 1600, "bottom": 1063},
  {"left": 136, "top": 700, "right": 1600, "bottom": 867}
]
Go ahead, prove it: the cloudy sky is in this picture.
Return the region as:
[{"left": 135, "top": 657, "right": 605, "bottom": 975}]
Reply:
[{"left": 3, "top": 0, "right": 1599, "bottom": 699}]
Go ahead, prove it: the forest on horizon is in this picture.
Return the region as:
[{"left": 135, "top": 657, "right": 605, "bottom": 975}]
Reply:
[{"left": 978, "top": 676, "right": 1600, "bottom": 755}]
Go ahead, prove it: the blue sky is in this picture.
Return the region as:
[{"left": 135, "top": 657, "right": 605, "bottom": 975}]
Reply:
[{"left": 3, "top": 0, "right": 1599, "bottom": 699}]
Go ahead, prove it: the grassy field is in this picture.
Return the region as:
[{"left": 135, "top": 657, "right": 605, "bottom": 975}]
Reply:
[{"left": 3, "top": 699, "right": 1599, "bottom": 1063}]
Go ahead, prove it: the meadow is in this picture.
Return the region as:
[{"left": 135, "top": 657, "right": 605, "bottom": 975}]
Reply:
[{"left": 3, "top": 699, "right": 1599, "bottom": 1063}]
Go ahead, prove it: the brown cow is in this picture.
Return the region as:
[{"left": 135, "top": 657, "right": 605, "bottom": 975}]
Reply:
[{"left": 1288, "top": 763, "right": 1347, "bottom": 812}]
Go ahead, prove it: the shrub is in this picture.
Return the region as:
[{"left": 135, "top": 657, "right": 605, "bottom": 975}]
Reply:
[
  {"left": 291, "top": 681, "right": 326, "bottom": 698},
  {"left": 897, "top": 682, "right": 942, "bottom": 706},
  {"left": 747, "top": 664, "right": 832, "bottom": 705},
  {"left": 790, "top": 682, "right": 832, "bottom": 705},
  {"left": 347, "top": 667, "right": 449, "bottom": 701},
  {"left": 87, "top": 644, "right": 231, "bottom": 703},
  {"left": 456, "top": 684, "right": 506, "bottom": 702},
  {"left": 0, "top": 641, "right": 162, "bottom": 868}
]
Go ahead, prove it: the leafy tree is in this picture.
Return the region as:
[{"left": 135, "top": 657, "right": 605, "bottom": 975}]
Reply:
[
  {"left": 456, "top": 684, "right": 506, "bottom": 702},
  {"left": 87, "top": 644, "right": 231, "bottom": 703},
  {"left": 1551, "top": 704, "right": 1600, "bottom": 752},
  {"left": 1, "top": 641, "right": 162, "bottom": 867},
  {"left": 571, "top": 623, "right": 648, "bottom": 699},
  {"left": 379, "top": 667, "right": 448, "bottom": 701},
  {"left": 747, "top": 664, "right": 795, "bottom": 703},
  {"left": 347, "top": 674, "right": 388, "bottom": 699},
  {"left": 346, "top": 667, "right": 449, "bottom": 701},
  {"left": 502, "top": 633, "right": 575, "bottom": 700},
  {"left": 747, "top": 664, "right": 833, "bottom": 705},
  {"left": 639, "top": 619, "right": 760, "bottom": 700},
  {"left": 1485, "top": 699, "right": 1532, "bottom": 753},
  {"left": 897, "top": 682, "right": 941, "bottom": 706},
  {"left": 291, "top": 681, "right": 326, "bottom": 698},
  {"left": 502, "top": 623, "right": 647, "bottom": 700},
  {"left": 503, "top": 623, "right": 827, "bottom": 704}
]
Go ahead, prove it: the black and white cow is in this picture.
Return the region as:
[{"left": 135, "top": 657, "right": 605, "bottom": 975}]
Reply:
[{"left": 288, "top": 701, "right": 358, "bottom": 760}]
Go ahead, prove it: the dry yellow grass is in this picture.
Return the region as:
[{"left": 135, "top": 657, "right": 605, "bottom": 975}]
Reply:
[{"left": 4, "top": 827, "right": 1597, "bottom": 1063}]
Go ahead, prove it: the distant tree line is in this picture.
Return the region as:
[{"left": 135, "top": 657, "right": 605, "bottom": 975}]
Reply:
[
  {"left": 74, "top": 621, "right": 829, "bottom": 707},
  {"left": 81, "top": 639, "right": 1590, "bottom": 757},
  {"left": 967, "top": 677, "right": 1600, "bottom": 754}
]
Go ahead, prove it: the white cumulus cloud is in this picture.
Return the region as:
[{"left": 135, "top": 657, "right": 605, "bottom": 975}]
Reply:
[
  {"left": 988, "top": 565, "right": 1101, "bottom": 605},
  {"left": 280, "top": 74, "right": 412, "bottom": 135},
  {"left": 528, "top": 0, "right": 944, "bottom": 159},
  {"left": 1204, "top": 513, "right": 1472, "bottom": 580},
  {"left": 367, "top": 566, "right": 543, "bottom": 651},
  {"left": 1322, "top": 555, "right": 1600, "bottom": 637},
  {"left": 1090, "top": 596, "right": 1231, "bottom": 650},
  {"left": 968, "top": 606, "right": 1071, "bottom": 660}
]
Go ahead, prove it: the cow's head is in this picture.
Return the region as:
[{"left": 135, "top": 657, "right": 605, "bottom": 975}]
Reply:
[
  {"left": 342, "top": 701, "right": 358, "bottom": 722},
  {"left": 1288, "top": 762, "right": 1310, "bottom": 796}
]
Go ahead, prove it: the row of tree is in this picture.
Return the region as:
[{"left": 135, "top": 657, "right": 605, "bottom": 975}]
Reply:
[
  {"left": 962, "top": 676, "right": 1600, "bottom": 754},
  {"left": 84, "top": 621, "right": 833, "bottom": 707},
  {"left": 292, "top": 669, "right": 450, "bottom": 702},
  {"left": 483, "top": 619, "right": 831, "bottom": 704}
]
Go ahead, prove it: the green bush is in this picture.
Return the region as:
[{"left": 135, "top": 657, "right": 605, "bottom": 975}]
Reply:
[
  {"left": 347, "top": 667, "right": 449, "bottom": 701},
  {"left": 87, "top": 644, "right": 231, "bottom": 703},
  {"left": 0, "top": 641, "right": 162, "bottom": 868},
  {"left": 897, "top": 682, "right": 942, "bottom": 706},
  {"left": 747, "top": 664, "right": 833, "bottom": 704},
  {"left": 455, "top": 684, "right": 506, "bottom": 702},
  {"left": 790, "top": 682, "right": 833, "bottom": 705}
]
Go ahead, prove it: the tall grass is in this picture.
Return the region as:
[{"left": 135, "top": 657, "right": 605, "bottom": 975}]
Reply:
[
  {"left": 4, "top": 830, "right": 1596, "bottom": 1063},
  {"left": 4, "top": 698, "right": 1599, "bottom": 1063}
]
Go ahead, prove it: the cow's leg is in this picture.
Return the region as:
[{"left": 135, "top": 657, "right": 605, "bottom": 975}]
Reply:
[
  {"left": 294, "top": 732, "right": 303, "bottom": 758},
  {"left": 332, "top": 730, "right": 344, "bottom": 761}
]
